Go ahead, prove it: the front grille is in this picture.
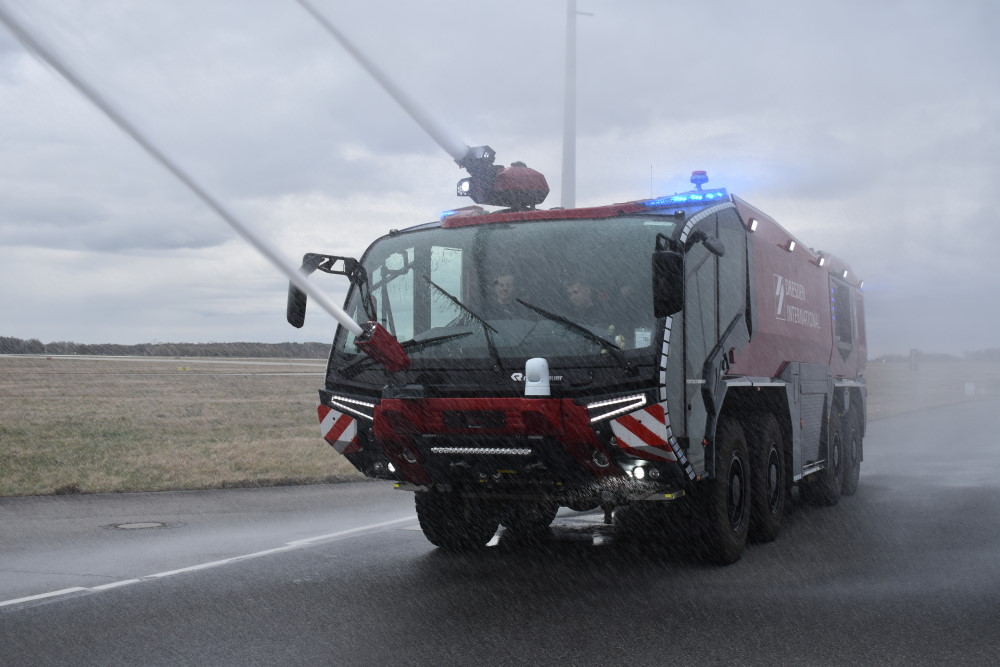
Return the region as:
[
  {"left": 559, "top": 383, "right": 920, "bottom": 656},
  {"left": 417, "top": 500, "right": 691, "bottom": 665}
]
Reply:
[{"left": 441, "top": 410, "right": 506, "bottom": 429}]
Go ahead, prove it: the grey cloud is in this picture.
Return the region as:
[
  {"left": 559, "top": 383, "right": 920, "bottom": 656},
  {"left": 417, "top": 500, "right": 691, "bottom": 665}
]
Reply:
[{"left": 1, "top": 0, "right": 998, "bottom": 353}]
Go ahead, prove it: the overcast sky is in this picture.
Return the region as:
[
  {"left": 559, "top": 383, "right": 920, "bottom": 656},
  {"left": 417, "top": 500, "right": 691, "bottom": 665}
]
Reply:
[{"left": 1, "top": 0, "right": 997, "bottom": 358}]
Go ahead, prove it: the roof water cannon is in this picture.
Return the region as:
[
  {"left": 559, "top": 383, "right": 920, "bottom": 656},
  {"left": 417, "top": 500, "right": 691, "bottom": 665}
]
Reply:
[{"left": 455, "top": 148, "right": 550, "bottom": 210}]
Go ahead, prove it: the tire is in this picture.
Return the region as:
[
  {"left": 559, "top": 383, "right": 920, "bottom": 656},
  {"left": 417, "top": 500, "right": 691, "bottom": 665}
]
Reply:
[
  {"left": 800, "top": 417, "right": 844, "bottom": 506},
  {"left": 841, "top": 412, "right": 863, "bottom": 496},
  {"left": 697, "top": 417, "right": 751, "bottom": 565},
  {"left": 498, "top": 501, "right": 559, "bottom": 535},
  {"left": 748, "top": 413, "right": 785, "bottom": 543},
  {"left": 415, "top": 491, "right": 499, "bottom": 551}
]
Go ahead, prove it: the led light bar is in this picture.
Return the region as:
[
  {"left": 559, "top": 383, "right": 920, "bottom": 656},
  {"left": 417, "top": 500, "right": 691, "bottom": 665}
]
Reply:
[
  {"left": 430, "top": 447, "right": 533, "bottom": 456},
  {"left": 587, "top": 394, "right": 647, "bottom": 423},
  {"left": 329, "top": 394, "right": 376, "bottom": 421},
  {"left": 641, "top": 188, "right": 729, "bottom": 209}
]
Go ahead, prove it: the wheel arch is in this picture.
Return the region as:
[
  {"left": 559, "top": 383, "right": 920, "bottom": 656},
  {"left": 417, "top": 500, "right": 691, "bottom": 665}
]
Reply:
[{"left": 713, "top": 384, "right": 793, "bottom": 484}]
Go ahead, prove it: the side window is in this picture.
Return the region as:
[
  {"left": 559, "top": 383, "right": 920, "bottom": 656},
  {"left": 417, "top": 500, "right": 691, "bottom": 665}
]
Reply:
[
  {"left": 378, "top": 250, "right": 415, "bottom": 343},
  {"left": 830, "top": 277, "right": 854, "bottom": 359},
  {"left": 430, "top": 246, "right": 464, "bottom": 328},
  {"left": 716, "top": 209, "right": 748, "bottom": 337},
  {"left": 685, "top": 221, "right": 718, "bottom": 373},
  {"left": 854, "top": 291, "right": 866, "bottom": 346}
]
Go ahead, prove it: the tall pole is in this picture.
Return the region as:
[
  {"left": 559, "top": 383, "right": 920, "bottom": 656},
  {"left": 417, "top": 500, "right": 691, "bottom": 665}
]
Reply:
[{"left": 561, "top": 0, "right": 577, "bottom": 209}]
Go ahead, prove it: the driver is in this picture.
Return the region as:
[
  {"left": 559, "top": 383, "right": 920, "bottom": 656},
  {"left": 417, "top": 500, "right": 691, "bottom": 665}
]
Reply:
[{"left": 486, "top": 272, "right": 528, "bottom": 319}]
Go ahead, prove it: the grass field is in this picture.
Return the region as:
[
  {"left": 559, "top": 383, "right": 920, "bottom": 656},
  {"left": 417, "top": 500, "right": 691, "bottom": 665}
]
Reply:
[
  {"left": 2, "top": 355, "right": 998, "bottom": 497},
  {"left": 0, "top": 356, "right": 361, "bottom": 496}
]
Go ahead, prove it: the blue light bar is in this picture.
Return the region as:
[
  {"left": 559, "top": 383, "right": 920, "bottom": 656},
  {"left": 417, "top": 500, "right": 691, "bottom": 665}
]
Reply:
[
  {"left": 641, "top": 187, "right": 729, "bottom": 208},
  {"left": 440, "top": 210, "right": 459, "bottom": 221}
]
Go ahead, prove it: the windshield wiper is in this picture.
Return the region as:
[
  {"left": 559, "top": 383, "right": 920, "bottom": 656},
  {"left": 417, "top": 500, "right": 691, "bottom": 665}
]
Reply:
[
  {"left": 423, "top": 276, "right": 504, "bottom": 372},
  {"left": 515, "top": 299, "right": 634, "bottom": 373},
  {"left": 338, "top": 331, "right": 473, "bottom": 378}
]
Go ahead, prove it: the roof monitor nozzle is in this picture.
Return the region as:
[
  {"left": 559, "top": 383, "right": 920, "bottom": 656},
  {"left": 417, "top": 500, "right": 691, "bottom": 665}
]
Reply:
[
  {"left": 456, "top": 145, "right": 549, "bottom": 210},
  {"left": 690, "top": 170, "right": 709, "bottom": 191}
]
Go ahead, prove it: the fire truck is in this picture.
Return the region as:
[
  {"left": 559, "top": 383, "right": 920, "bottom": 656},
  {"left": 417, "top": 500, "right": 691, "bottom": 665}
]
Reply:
[{"left": 288, "top": 165, "right": 867, "bottom": 564}]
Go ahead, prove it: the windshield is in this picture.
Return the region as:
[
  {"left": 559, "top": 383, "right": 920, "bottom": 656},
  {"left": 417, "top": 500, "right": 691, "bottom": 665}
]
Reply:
[{"left": 335, "top": 216, "right": 677, "bottom": 367}]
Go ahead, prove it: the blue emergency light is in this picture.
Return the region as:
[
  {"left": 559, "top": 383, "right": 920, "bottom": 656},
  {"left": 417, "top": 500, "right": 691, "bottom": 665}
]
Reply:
[
  {"left": 641, "top": 170, "right": 728, "bottom": 209},
  {"left": 640, "top": 187, "right": 729, "bottom": 209}
]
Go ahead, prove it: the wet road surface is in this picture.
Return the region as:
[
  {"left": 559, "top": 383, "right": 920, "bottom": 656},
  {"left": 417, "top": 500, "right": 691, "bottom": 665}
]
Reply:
[{"left": 3, "top": 400, "right": 1000, "bottom": 665}]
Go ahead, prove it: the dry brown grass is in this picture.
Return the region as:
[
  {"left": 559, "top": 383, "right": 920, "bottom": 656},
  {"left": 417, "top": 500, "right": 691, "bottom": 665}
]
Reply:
[
  {"left": 0, "top": 356, "right": 362, "bottom": 496},
  {"left": 3, "top": 355, "right": 998, "bottom": 497}
]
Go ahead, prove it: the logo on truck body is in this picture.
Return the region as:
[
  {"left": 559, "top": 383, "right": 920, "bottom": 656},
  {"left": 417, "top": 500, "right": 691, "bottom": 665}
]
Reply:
[{"left": 774, "top": 274, "right": 821, "bottom": 329}]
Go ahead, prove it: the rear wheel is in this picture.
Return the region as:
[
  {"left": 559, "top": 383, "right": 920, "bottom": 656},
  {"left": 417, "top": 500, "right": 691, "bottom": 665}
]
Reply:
[
  {"left": 698, "top": 417, "right": 751, "bottom": 564},
  {"left": 800, "top": 418, "right": 844, "bottom": 506},
  {"left": 841, "top": 412, "right": 863, "bottom": 496},
  {"left": 749, "top": 414, "right": 785, "bottom": 543},
  {"left": 415, "top": 491, "right": 499, "bottom": 551}
]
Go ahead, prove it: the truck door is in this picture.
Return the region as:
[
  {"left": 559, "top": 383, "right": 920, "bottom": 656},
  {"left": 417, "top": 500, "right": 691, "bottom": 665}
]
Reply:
[
  {"left": 684, "top": 218, "right": 718, "bottom": 444},
  {"left": 684, "top": 209, "right": 749, "bottom": 448}
]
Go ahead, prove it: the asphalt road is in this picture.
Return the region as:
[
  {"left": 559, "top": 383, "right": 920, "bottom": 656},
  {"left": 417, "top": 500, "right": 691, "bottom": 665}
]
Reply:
[{"left": 3, "top": 400, "right": 1000, "bottom": 665}]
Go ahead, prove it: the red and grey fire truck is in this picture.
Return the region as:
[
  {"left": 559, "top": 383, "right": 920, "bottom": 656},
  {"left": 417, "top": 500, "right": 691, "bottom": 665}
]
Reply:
[{"left": 288, "top": 162, "right": 867, "bottom": 564}]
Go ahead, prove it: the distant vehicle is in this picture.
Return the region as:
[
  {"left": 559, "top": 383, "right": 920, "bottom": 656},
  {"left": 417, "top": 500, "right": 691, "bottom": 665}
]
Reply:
[{"left": 289, "top": 167, "right": 867, "bottom": 564}]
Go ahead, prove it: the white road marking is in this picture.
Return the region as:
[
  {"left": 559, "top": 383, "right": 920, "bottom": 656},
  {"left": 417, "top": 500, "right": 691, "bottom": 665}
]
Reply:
[
  {"left": 0, "top": 515, "right": 416, "bottom": 610},
  {"left": 285, "top": 517, "right": 416, "bottom": 545},
  {"left": 90, "top": 579, "right": 141, "bottom": 591},
  {"left": 0, "top": 587, "right": 88, "bottom": 608}
]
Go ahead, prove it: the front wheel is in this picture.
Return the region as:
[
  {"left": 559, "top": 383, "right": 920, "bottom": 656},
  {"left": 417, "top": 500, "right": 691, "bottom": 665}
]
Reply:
[
  {"left": 698, "top": 417, "right": 751, "bottom": 564},
  {"left": 415, "top": 491, "right": 499, "bottom": 551},
  {"left": 497, "top": 501, "right": 559, "bottom": 535}
]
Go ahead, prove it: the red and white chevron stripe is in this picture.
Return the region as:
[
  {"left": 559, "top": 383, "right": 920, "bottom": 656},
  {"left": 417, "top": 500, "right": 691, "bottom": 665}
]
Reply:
[
  {"left": 318, "top": 404, "right": 359, "bottom": 455},
  {"left": 610, "top": 403, "right": 677, "bottom": 462}
]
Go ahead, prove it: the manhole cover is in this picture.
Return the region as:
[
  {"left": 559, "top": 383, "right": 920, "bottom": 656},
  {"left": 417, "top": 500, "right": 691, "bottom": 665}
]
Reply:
[
  {"left": 115, "top": 522, "right": 165, "bottom": 530},
  {"left": 102, "top": 521, "right": 184, "bottom": 531}
]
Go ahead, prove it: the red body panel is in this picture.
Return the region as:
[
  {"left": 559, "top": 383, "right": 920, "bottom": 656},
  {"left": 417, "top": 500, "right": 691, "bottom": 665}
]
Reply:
[{"left": 729, "top": 196, "right": 864, "bottom": 380}]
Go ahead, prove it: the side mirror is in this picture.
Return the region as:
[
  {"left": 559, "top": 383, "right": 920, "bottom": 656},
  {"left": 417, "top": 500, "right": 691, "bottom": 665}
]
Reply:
[
  {"left": 286, "top": 283, "right": 308, "bottom": 328},
  {"left": 651, "top": 250, "right": 684, "bottom": 318},
  {"left": 286, "top": 254, "right": 326, "bottom": 328}
]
